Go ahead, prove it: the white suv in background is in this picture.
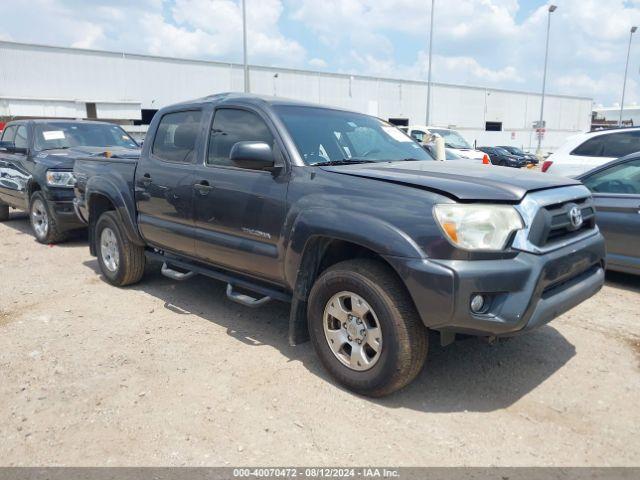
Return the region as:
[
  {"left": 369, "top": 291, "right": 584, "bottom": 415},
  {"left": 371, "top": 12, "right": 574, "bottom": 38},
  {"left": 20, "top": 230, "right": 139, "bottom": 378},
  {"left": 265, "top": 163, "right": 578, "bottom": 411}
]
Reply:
[{"left": 543, "top": 127, "right": 640, "bottom": 177}]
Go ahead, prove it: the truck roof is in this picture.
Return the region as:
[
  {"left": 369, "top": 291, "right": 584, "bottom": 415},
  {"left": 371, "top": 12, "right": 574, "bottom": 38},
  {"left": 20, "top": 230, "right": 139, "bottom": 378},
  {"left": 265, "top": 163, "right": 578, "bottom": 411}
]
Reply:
[
  {"left": 5, "top": 119, "right": 124, "bottom": 126},
  {"left": 174, "top": 92, "right": 353, "bottom": 113}
]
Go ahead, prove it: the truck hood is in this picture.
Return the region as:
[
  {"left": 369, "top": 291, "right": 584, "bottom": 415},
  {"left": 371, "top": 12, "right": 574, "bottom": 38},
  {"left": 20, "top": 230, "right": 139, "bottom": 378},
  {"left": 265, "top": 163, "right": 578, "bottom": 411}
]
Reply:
[
  {"left": 35, "top": 146, "right": 141, "bottom": 169},
  {"left": 320, "top": 161, "right": 580, "bottom": 202}
]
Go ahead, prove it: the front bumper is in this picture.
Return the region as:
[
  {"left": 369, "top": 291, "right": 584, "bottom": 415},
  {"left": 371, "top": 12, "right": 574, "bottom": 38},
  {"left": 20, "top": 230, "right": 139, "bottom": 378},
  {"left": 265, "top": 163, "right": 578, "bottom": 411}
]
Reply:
[
  {"left": 387, "top": 232, "right": 605, "bottom": 336},
  {"left": 45, "top": 189, "right": 86, "bottom": 232}
]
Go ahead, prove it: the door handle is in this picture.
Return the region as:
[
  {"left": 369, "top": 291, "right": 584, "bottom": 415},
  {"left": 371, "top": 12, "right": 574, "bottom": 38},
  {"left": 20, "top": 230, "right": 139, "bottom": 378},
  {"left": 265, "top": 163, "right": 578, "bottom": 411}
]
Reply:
[{"left": 194, "top": 181, "right": 213, "bottom": 195}]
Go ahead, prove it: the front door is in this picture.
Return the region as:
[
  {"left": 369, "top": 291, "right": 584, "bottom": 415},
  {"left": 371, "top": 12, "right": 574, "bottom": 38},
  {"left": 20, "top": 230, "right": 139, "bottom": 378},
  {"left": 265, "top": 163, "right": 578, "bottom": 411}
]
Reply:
[
  {"left": 135, "top": 109, "right": 203, "bottom": 257},
  {"left": 583, "top": 158, "right": 640, "bottom": 273},
  {"left": 0, "top": 124, "right": 31, "bottom": 208},
  {"left": 192, "top": 107, "right": 288, "bottom": 283}
]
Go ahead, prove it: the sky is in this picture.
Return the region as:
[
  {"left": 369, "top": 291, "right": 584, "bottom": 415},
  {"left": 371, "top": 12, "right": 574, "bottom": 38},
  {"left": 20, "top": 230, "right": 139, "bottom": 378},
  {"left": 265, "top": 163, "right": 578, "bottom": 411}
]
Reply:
[{"left": 1, "top": 0, "right": 640, "bottom": 106}]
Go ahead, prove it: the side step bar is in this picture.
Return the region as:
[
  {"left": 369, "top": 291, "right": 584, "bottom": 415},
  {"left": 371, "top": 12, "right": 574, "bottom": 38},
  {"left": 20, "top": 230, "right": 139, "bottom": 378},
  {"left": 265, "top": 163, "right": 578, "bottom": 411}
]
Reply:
[
  {"left": 226, "top": 284, "right": 271, "bottom": 308},
  {"left": 145, "top": 250, "right": 291, "bottom": 304},
  {"left": 161, "top": 262, "right": 196, "bottom": 281}
]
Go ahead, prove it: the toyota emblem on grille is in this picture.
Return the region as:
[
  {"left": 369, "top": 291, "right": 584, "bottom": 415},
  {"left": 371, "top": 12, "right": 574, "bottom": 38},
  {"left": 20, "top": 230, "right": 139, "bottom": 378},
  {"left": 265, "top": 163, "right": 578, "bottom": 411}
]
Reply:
[{"left": 569, "top": 206, "right": 583, "bottom": 229}]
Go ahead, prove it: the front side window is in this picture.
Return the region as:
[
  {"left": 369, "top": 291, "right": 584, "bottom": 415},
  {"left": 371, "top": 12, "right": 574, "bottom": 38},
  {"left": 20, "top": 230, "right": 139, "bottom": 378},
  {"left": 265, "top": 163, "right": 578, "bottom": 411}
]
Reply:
[
  {"left": 207, "top": 109, "right": 274, "bottom": 167},
  {"left": 274, "top": 106, "right": 432, "bottom": 165},
  {"left": 34, "top": 122, "right": 138, "bottom": 152},
  {"left": 152, "top": 110, "right": 202, "bottom": 163},
  {"left": 583, "top": 159, "right": 640, "bottom": 194},
  {"left": 14, "top": 126, "right": 28, "bottom": 149},
  {"left": 600, "top": 131, "right": 640, "bottom": 158}
]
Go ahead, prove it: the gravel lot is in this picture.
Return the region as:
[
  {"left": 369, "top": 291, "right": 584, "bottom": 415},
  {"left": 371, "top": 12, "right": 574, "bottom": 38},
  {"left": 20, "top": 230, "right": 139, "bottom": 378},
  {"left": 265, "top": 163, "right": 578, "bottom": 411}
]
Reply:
[{"left": 1, "top": 211, "right": 639, "bottom": 466}]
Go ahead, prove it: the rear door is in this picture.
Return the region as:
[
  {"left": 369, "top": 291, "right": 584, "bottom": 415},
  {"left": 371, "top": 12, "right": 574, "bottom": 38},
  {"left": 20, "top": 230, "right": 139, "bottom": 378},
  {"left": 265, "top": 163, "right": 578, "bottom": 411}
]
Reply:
[
  {"left": 583, "top": 158, "right": 640, "bottom": 273},
  {"left": 191, "top": 106, "right": 288, "bottom": 283},
  {"left": 0, "top": 124, "right": 31, "bottom": 208},
  {"left": 135, "top": 109, "right": 202, "bottom": 257}
]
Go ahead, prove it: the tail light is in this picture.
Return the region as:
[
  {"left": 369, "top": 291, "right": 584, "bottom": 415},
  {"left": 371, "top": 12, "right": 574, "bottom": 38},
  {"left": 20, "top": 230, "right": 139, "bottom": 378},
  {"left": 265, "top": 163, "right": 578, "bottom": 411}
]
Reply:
[
  {"left": 482, "top": 154, "right": 490, "bottom": 165},
  {"left": 541, "top": 160, "right": 553, "bottom": 172}
]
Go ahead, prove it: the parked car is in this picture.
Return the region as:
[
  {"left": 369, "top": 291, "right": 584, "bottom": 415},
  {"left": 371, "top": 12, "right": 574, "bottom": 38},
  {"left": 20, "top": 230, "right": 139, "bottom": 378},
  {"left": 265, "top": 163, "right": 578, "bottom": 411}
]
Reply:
[
  {"left": 578, "top": 154, "right": 640, "bottom": 275},
  {"left": 497, "top": 145, "right": 539, "bottom": 165},
  {"left": 405, "top": 125, "right": 486, "bottom": 160},
  {"left": 74, "top": 93, "right": 605, "bottom": 397},
  {"left": 542, "top": 127, "right": 640, "bottom": 177},
  {"left": 478, "top": 146, "right": 527, "bottom": 168},
  {"left": 0, "top": 120, "right": 140, "bottom": 243}
]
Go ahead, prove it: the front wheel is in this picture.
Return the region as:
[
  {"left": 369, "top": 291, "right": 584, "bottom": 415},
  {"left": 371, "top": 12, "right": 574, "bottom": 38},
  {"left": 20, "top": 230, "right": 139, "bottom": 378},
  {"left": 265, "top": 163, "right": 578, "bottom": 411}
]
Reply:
[
  {"left": 29, "top": 191, "right": 67, "bottom": 244},
  {"left": 308, "top": 259, "right": 428, "bottom": 397},
  {"left": 95, "top": 211, "right": 145, "bottom": 286}
]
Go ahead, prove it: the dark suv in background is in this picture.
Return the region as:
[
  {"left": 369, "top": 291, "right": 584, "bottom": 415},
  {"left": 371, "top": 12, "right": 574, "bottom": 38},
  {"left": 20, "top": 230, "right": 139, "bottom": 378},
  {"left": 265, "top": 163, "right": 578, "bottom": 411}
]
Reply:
[
  {"left": 497, "top": 145, "right": 539, "bottom": 165},
  {"left": 478, "top": 146, "right": 528, "bottom": 168},
  {"left": 0, "top": 120, "right": 139, "bottom": 243}
]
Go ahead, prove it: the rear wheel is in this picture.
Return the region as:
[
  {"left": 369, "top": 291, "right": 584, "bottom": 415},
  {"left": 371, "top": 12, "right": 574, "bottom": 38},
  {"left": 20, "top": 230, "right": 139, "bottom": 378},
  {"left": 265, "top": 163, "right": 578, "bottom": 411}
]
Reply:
[
  {"left": 0, "top": 203, "right": 9, "bottom": 221},
  {"left": 29, "top": 191, "right": 67, "bottom": 244},
  {"left": 308, "top": 259, "right": 428, "bottom": 397},
  {"left": 95, "top": 211, "right": 145, "bottom": 286}
]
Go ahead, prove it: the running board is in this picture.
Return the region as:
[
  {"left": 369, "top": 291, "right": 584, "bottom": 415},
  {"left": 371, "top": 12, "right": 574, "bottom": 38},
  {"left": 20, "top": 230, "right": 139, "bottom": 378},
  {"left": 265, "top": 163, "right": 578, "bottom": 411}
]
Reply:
[
  {"left": 145, "top": 250, "right": 291, "bottom": 304},
  {"left": 161, "top": 262, "right": 195, "bottom": 281},
  {"left": 226, "top": 284, "right": 271, "bottom": 308}
]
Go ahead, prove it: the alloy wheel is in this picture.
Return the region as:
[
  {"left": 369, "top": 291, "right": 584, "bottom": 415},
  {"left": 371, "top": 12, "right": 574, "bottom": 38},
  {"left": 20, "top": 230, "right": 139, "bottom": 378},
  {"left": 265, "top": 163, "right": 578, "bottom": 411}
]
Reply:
[{"left": 323, "top": 291, "right": 382, "bottom": 371}]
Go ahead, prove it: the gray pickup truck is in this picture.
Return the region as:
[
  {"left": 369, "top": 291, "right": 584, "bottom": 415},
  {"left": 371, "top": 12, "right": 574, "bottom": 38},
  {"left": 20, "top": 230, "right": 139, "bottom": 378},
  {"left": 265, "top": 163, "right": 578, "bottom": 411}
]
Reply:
[{"left": 74, "top": 93, "right": 605, "bottom": 397}]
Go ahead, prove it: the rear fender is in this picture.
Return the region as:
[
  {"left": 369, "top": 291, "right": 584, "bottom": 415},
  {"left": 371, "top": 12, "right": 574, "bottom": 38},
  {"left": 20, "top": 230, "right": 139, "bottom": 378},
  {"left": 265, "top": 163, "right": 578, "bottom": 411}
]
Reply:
[{"left": 85, "top": 176, "right": 144, "bottom": 249}]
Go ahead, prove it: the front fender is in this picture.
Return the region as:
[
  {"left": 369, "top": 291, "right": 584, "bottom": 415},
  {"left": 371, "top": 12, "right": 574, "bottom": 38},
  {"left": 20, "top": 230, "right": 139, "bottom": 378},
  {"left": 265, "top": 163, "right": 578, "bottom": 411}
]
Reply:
[
  {"left": 283, "top": 207, "right": 424, "bottom": 290},
  {"left": 85, "top": 176, "right": 144, "bottom": 247}
]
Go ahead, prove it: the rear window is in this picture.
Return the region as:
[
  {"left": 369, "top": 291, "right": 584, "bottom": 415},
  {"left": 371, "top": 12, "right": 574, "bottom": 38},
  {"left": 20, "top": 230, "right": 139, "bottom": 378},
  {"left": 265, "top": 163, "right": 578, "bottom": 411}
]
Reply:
[
  {"left": 572, "top": 131, "right": 640, "bottom": 158},
  {"left": 152, "top": 110, "right": 202, "bottom": 163}
]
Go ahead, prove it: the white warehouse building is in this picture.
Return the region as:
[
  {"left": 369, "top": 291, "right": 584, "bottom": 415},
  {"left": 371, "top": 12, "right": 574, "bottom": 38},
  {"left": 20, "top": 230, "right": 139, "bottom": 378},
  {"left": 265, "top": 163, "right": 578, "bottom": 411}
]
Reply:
[{"left": 0, "top": 41, "right": 593, "bottom": 152}]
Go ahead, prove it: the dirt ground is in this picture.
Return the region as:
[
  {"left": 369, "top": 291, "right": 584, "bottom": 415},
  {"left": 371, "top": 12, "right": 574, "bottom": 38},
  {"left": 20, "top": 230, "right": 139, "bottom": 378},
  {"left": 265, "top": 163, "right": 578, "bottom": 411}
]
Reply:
[{"left": 1, "top": 211, "right": 639, "bottom": 467}]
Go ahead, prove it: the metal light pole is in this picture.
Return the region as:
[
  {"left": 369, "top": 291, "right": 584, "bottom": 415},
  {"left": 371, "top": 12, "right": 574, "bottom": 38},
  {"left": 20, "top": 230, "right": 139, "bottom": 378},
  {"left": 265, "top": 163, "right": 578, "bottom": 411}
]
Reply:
[
  {"left": 619, "top": 26, "right": 637, "bottom": 127},
  {"left": 425, "top": 0, "right": 435, "bottom": 126},
  {"left": 242, "top": 0, "right": 250, "bottom": 93},
  {"left": 536, "top": 4, "right": 557, "bottom": 156}
]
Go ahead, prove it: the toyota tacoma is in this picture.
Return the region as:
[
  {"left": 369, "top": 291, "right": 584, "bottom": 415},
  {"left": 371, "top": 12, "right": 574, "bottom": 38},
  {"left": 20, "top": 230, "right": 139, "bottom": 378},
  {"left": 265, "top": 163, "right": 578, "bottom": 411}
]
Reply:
[{"left": 73, "top": 93, "right": 605, "bottom": 397}]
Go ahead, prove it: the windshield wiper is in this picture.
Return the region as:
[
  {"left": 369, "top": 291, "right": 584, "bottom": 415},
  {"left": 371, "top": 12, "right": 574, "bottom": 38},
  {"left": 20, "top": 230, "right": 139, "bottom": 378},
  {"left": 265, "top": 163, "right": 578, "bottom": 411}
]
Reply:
[
  {"left": 312, "top": 158, "right": 375, "bottom": 166},
  {"left": 39, "top": 146, "right": 71, "bottom": 152}
]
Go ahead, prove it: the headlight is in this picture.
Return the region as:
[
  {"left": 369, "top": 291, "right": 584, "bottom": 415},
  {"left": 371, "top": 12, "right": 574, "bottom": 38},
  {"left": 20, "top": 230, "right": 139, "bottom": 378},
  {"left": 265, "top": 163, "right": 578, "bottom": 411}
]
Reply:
[
  {"left": 433, "top": 204, "right": 524, "bottom": 251},
  {"left": 46, "top": 170, "right": 76, "bottom": 187}
]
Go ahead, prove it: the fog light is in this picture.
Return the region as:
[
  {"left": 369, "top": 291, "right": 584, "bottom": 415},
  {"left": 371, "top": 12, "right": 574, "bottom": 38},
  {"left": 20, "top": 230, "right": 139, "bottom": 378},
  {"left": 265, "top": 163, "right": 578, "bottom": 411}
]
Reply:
[{"left": 470, "top": 295, "right": 485, "bottom": 313}]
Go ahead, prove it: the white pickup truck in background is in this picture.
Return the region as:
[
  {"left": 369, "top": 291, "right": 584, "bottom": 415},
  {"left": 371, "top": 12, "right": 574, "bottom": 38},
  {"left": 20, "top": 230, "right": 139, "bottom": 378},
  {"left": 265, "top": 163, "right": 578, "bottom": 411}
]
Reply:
[{"left": 401, "top": 125, "right": 486, "bottom": 160}]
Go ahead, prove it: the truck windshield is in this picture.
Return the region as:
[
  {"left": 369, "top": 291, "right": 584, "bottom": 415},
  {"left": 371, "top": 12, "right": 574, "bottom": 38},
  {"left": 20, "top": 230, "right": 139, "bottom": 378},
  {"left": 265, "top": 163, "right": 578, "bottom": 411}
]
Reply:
[
  {"left": 274, "top": 106, "right": 433, "bottom": 165},
  {"left": 34, "top": 123, "right": 138, "bottom": 151},
  {"left": 428, "top": 128, "right": 472, "bottom": 149}
]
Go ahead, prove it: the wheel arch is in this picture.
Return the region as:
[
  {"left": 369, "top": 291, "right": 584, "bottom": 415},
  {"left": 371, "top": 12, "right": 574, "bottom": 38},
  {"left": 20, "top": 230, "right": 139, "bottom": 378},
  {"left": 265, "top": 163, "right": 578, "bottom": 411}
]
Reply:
[
  {"left": 85, "top": 177, "right": 144, "bottom": 255},
  {"left": 284, "top": 208, "right": 424, "bottom": 346}
]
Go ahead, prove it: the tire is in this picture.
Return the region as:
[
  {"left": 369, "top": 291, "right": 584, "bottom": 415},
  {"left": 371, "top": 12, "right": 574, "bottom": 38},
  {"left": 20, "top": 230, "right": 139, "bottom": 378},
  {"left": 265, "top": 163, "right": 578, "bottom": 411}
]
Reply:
[
  {"left": 29, "top": 191, "right": 67, "bottom": 244},
  {"left": 0, "top": 203, "right": 9, "bottom": 221},
  {"left": 308, "top": 259, "right": 428, "bottom": 397},
  {"left": 95, "top": 211, "right": 145, "bottom": 287}
]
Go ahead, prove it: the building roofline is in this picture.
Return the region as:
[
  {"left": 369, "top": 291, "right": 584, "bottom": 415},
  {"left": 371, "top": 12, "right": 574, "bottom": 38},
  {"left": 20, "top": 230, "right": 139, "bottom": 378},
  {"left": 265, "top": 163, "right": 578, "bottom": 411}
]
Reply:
[{"left": 0, "top": 40, "right": 594, "bottom": 102}]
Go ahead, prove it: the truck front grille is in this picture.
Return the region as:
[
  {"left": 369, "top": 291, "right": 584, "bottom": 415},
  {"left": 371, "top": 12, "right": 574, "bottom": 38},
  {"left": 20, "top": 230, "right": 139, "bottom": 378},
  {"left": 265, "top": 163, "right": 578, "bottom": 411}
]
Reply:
[
  {"left": 529, "top": 197, "right": 597, "bottom": 248},
  {"left": 511, "top": 185, "right": 599, "bottom": 254}
]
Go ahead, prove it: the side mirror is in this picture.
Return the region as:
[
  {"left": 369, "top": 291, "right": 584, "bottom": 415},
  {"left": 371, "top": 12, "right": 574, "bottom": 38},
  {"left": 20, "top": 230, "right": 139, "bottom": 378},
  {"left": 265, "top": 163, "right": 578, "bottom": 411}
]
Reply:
[
  {"left": 230, "top": 141, "right": 275, "bottom": 171},
  {"left": 0, "top": 141, "right": 27, "bottom": 154}
]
